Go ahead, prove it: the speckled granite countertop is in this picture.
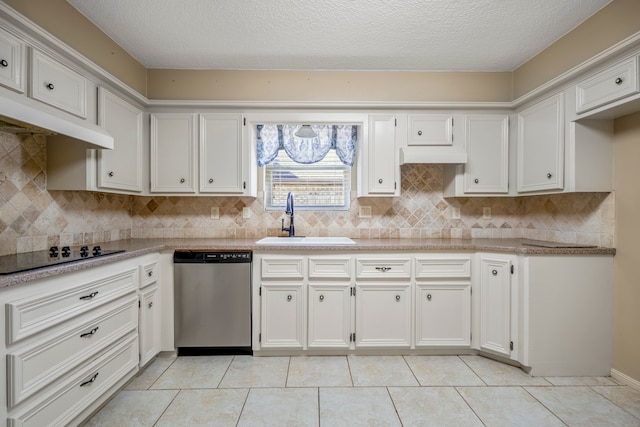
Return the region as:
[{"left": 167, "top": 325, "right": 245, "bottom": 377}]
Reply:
[{"left": 0, "top": 238, "right": 615, "bottom": 289}]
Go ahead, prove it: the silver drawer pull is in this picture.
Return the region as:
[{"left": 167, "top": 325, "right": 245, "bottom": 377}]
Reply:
[
  {"left": 79, "top": 291, "right": 99, "bottom": 300},
  {"left": 80, "top": 372, "right": 99, "bottom": 387},
  {"left": 80, "top": 326, "right": 99, "bottom": 338},
  {"left": 0, "top": 59, "right": 8, "bottom": 67},
  {"left": 375, "top": 267, "right": 391, "bottom": 272},
  {"left": 615, "top": 77, "right": 623, "bottom": 85},
  {"left": 45, "top": 82, "right": 54, "bottom": 90}
]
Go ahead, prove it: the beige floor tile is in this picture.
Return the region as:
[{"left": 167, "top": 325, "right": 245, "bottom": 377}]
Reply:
[
  {"left": 83, "top": 390, "right": 178, "bottom": 427},
  {"left": 287, "top": 356, "right": 352, "bottom": 387},
  {"left": 125, "top": 356, "right": 176, "bottom": 390},
  {"left": 544, "top": 376, "right": 617, "bottom": 386},
  {"left": 219, "top": 355, "right": 290, "bottom": 388},
  {"left": 237, "top": 388, "right": 319, "bottom": 427},
  {"left": 389, "top": 387, "right": 483, "bottom": 426},
  {"left": 460, "top": 355, "right": 550, "bottom": 386},
  {"left": 458, "top": 386, "right": 565, "bottom": 426},
  {"left": 592, "top": 386, "right": 640, "bottom": 420},
  {"left": 526, "top": 386, "right": 640, "bottom": 426},
  {"left": 348, "top": 355, "right": 419, "bottom": 386},
  {"left": 320, "top": 387, "right": 401, "bottom": 426},
  {"left": 155, "top": 388, "right": 249, "bottom": 427},
  {"left": 404, "top": 355, "right": 485, "bottom": 386},
  {"left": 151, "top": 355, "right": 233, "bottom": 389}
]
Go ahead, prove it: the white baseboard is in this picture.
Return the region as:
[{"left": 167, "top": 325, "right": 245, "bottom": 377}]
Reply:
[{"left": 611, "top": 369, "right": 640, "bottom": 390}]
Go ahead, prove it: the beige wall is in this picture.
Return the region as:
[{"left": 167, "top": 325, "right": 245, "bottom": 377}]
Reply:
[
  {"left": 612, "top": 112, "right": 640, "bottom": 383},
  {"left": 513, "top": 0, "right": 640, "bottom": 99},
  {"left": 3, "top": 0, "right": 147, "bottom": 95}
]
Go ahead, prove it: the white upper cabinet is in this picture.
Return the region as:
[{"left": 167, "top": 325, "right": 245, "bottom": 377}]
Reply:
[
  {"left": 463, "top": 115, "right": 509, "bottom": 194},
  {"left": 30, "top": 49, "right": 86, "bottom": 118},
  {"left": 408, "top": 114, "right": 453, "bottom": 146},
  {"left": 199, "top": 113, "right": 245, "bottom": 193},
  {"left": 359, "top": 114, "right": 399, "bottom": 196},
  {"left": 576, "top": 55, "right": 639, "bottom": 114},
  {"left": 0, "top": 27, "right": 24, "bottom": 93},
  {"left": 97, "top": 88, "right": 143, "bottom": 192},
  {"left": 517, "top": 92, "right": 564, "bottom": 193},
  {"left": 150, "top": 113, "right": 197, "bottom": 193}
]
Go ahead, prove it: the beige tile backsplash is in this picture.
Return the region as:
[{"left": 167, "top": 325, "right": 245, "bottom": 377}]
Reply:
[{"left": 0, "top": 132, "right": 615, "bottom": 256}]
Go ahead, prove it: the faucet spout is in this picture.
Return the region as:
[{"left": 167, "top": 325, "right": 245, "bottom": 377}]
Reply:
[{"left": 282, "top": 192, "right": 295, "bottom": 237}]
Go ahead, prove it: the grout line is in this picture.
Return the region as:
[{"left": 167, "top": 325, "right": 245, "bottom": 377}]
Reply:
[
  {"left": 458, "top": 355, "right": 489, "bottom": 387},
  {"left": 346, "top": 355, "right": 355, "bottom": 387},
  {"left": 521, "top": 386, "right": 569, "bottom": 426},
  {"left": 588, "top": 385, "right": 640, "bottom": 422},
  {"left": 235, "top": 388, "right": 251, "bottom": 427},
  {"left": 284, "top": 356, "right": 291, "bottom": 387},
  {"left": 217, "top": 355, "right": 236, "bottom": 388},
  {"left": 151, "top": 389, "right": 181, "bottom": 427},
  {"left": 385, "top": 386, "right": 405, "bottom": 427},
  {"left": 453, "top": 386, "right": 487, "bottom": 426}
]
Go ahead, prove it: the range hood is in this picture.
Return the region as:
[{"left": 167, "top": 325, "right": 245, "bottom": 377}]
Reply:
[
  {"left": 399, "top": 146, "right": 467, "bottom": 164},
  {"left": 0, "top": 96, "right": 113, "bottom": 149}
]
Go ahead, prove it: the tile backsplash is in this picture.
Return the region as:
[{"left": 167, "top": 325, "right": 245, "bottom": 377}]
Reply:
[{"left": 0, "top": 132, "right": 615, "bottom": 256}]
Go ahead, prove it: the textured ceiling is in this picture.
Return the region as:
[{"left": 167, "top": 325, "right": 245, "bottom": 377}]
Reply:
[{"left": 66, "top": 0, "right": 611, "bottom": 71}]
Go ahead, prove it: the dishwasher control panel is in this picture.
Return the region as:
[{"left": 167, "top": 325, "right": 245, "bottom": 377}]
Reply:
[{"left": 174, "top": 251, "right": 252, "bottom": 263}]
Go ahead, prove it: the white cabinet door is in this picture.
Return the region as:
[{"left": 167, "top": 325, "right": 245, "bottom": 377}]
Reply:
[
  {"left": 150, "top": 113, "right": 197, "bottom": 193},
  {"left": 408, "top": 114, "right": 453, "bottom": 146},
  {"left": 260, "top": 283, "right": 305, "bottom": 349},
  {"left": 416, "top": 284, "right": 470, "bottom": 347},
  {"left": 479, "top": 257, "right": 513, "bottom": 357},
  {"left": 0, "top": 27, "right": 24, "bottom": 93},
  {"left": 463, "top": 115, "right": 509, "bottom": 194},
  {"left": 199, "top": 113, "right": 245, "bottom": 193},
  {"left": 138, "top": 285, "right": 160, "bottom": 366},
  {"left": 576, "top": 56, "right": 639, "bottom": 114},
  {"left": 97, "top": 88, "right": 143, "bottom": 192},
  {"left": 517, "top": 93, "right": 564, "bottom": 193},
  {"left": 363, "top": 114, "right": 399, "bottom": 196},
  {"left": 355, "top": 283, "right": 411, "bottom": 348},
  {"left": 308, "top": 283, "right": 351, "bottom": 348}
]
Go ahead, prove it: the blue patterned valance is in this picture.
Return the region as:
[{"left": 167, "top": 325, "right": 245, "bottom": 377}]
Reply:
[{"left": 257, "top": 124, "right": 356, "bottom": 167}]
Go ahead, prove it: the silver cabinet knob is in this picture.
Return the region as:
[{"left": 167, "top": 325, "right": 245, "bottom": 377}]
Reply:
[
  {"left": 0, "top": 59, "right": 8, "bottom": 67},
  {"left": 148, "top": 301, "right": 153, "bottom": 308},
  {"left": 378, "top": 178, "right": 383, "bottom": 184},
  {"left": 395, "top": 295, "right": 401, "bottom": 302},
  {"left": 108, "top": 171, "right": 114, "bottom": 177},
  {"left": 427, "top": 294, "right": 432, "bottom": 301},
  {"left": 417, "top": 130, "right": 422, "bottom": 136},
  {"left": 319, "top": 295, "right": 324, "bottom": 302},
  {"left": 148, "top": 270, "right": 153, "bottom": 277},
  {"left": 474, "top": 178, "right": 479, "bottom": 184},
  {"left": 287, "top": 294, "right": 292, "bottom": 301},
  {"left": 180, "top": 178, "right": 185, "bottom": 183},
  {"left": 46, "top": 83, "right": 55, "bottom": 90},
  {"left": 547, "top": 173, "right": 552, "bottom": 179},
  {"left": 492, "top": 269, "right": 498, "bottom": 276},
  {"left": 209, "top": 178, "right": 214, "bottom": 184},
  {"left": 615, "top": 77, "right": 623, "bottom": 85}
]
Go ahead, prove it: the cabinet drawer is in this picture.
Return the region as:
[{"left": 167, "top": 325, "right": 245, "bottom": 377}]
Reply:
[
  {"left": 356, "top": 258, "right": 411, "bottom": 279},
  {"left": 261, "top": 257, "right": 304, "bottom": 279},
  {"left": 8, "top": 333, "right": 138, "bottom": 427},
  {"left": 140, "top": 260, "right": 159, "bottom": 288},
  {"left": 308, "top": 257, "right": 352, "bottom": 279},
  {"left": 6, "top": 268, "right": 138, "bottom": 344},
  {"left": 408, "top": 114, "right": 453, "bottom": 145},
  {"left": 30, "top": 49, "right": 87, "bottom": 118},
  {"left": 415, "top": 256, "right": 471, "bottom": 279},
  {"left": 0, "top": 27, "right": 24, "bottom": 92},
  {"left": 7, "top": 295, "right": 138, "bottom": 407},
  {"left": 576, "top": 56, "right": 640, "bottom": 113}
]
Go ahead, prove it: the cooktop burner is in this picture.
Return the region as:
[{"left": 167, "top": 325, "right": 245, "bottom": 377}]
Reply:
[{"left": 0, "top": 245, "right": 125, "bottom": 275}]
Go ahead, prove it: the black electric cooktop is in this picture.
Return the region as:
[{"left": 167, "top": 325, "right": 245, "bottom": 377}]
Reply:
[{"left": 0, "top": 245, "right": 125, "bottom": 275}]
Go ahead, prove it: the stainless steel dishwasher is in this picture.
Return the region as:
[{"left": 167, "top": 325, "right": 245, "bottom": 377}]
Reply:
[{"left": 173, "top": 250, "right": 252, "bottom": 355}]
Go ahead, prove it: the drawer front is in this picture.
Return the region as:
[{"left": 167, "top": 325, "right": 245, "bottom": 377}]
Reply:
[
  {"left": 30, "top": 49, "right": 87, "bottom": 118},
  {"left": 140, "top": 260, "right": 159, "bottom": 288},
  {"left": 308, "top": 257, "right": 352, "bottom": 279},
  {"left": 6, "top": 268, "right": 138, "bottom": 344},
  {"left": 261, "top": 257, "right": 304, "bottom": 279},
  {"left": 408, "top": 114, "right": 453, "bottom": 146},
  {"left": 8, "top": 333, "right": 138, "bottom": 427},
  {"left": 0, "top": 27, "right": 24, "bottom": 92},
  {"left": 415, "top": 256, "right": 471, "bottom": 279},
  {"left": 7, "top": 295, "right": 138, "bottom": 407},
  {"left": 576, "top": 56, "right": 640, "bottom": 113},
  {"left": 356, "top": 258, "right": 411, "bottom": 279}
]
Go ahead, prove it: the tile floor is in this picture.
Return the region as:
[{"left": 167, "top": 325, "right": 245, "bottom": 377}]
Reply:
[{"left": 83, "top": 355, "right": 640, "bottom": 426}]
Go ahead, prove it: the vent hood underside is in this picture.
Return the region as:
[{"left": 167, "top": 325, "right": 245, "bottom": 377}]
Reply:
[
  {"left": 0, "top": 95, "right": 113, "bottom": 149},
  {"left": 399, "top": 146, "right": 468, "bottom": 164}
]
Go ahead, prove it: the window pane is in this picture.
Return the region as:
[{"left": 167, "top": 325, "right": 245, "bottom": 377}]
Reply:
[{"left": 265, "top": 150, "right": 350, "bottom": 211}]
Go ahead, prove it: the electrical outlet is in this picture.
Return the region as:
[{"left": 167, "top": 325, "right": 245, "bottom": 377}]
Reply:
[
  {"left": 210, "top": 207, "right": 219, "bottom": 220},
  {"left": 483, "top": 207, "right": 492, "bottom": 220},
  {"left": 359, "top": 206, "right": 372, "bottom": 218},
  {"left": 452, "top": 207, "right": 461, "bottom": 219},
  {"left": 242, "top": 207, "right": 251, "bottom": 219}
]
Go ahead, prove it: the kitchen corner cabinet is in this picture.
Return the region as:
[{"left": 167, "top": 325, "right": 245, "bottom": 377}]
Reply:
[
  {"left": 199, "top": 113, "right": 246, "bottom": 193},
  {"left": 150, "top": 113, "right": 197, "bottom": 193},
  {"left": 517, "top": 92, "right": 564, "bottom": 193},
  {"left": 0, "top": 27, "right": 24, "bottom": 93},
  {"left": 97, "top": 88, "right": 143, "bottom": 192},
  {"left": 358, "top": 114, "right": 399, "bottom": 197},
  {"left": 138, "top": 258, "right": 161, "bottom": 366}
]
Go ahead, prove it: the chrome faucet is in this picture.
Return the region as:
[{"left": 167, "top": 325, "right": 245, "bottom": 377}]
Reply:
[{"left": 281, "top": 192, "right": 295, "bottom": 237}]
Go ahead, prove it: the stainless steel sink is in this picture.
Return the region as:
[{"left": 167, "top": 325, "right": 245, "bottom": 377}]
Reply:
[{"left": 256, "top": 236, "right": 356, "bottom": 245}]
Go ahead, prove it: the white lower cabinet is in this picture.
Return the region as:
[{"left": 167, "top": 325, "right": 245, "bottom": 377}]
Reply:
[
  {"left": 138, "top": 258, "right": 161, "bottom": 366},
  {"left": 355, "top": 283, "right": 411, "bottom": 348},
  {"left": 416, "top": 284, "right": 470, "bottom": 347},
  {"left": 260, "top": 283, "right": 305, "bottom": 349},
  {"left": 308, "top": 284, "right": 351, "bottom": 348}
]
